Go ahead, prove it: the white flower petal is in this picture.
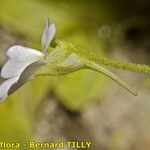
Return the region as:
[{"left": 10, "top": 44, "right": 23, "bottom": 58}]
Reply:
[
  {"left": 8, "top": 60, "right": 46, "bottom": 95},
  {"left": 0, "top": 60, "right": 46, "bottom": 102},
  {"left": 0, "top": 76, "right": 19, "bottom": 103},
  {"left": 1, "top": 59, "right": 27, "bottom": 79},
  {"left": 1, "top": 46, "right": 44, "bottom": 78},
  {"left": 48, "top": 24, "right": 56, "bottom": 45},
  {"left": 41, "top": 19, "right": 56, "bottom": 52},
  {"left": 7, "top": 45, "right": 44, "bottom": 60}
]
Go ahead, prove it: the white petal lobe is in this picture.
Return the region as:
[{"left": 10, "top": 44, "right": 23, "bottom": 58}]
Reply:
[
  {"left": 41, "top": 19, "right": 56, "bottom": 52},
  {"left": 47, "top": 24, "right": 56, "bottom": 46},
  {"left": 7, "top": 45, "right": 44, "bottom": 60},
  {"left": 1, "top": 59, "right": 23, "bottom": 78},
  {"left": 0, "top": 76, "right": 19, "bottom": 103},
  {"left": 1, "top": 46, "right": 44, "bottom": 78}
]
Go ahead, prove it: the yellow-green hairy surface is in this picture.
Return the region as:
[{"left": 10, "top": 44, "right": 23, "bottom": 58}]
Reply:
[{"left": 34, "top": 40, "right": 149, "bottom": 98}]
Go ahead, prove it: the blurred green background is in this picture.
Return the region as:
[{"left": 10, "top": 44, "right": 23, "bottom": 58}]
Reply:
[{"left": 0, "top": 0, "right": 150, "bottom": 149}]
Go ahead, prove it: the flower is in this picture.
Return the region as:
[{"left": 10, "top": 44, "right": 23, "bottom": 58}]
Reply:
[
  {"left": 0, "top": 19, "right": 56, "bottom": 103},
  {"left": 1, "top": 18, "right": 149, "bottom": 102}
]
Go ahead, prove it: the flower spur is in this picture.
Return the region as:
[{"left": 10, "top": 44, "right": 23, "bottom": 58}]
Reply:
[{"left": 0, "top": 19, "right": 150, "bottom": 103}]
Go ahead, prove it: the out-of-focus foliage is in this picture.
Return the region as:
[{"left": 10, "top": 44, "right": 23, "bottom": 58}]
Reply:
[
  {"left": 0, "top": 77, "right": 53, "bottom": 142},
  {"left": 0, "top": 0, "right": 149, "bottom": 149},
  {"left": 0, "top": 0, "right": 109, "bottom": 145}
]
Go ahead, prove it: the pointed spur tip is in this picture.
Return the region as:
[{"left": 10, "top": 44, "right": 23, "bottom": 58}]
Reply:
[
  {"left": 133, "top": 92, "right": 138, "bottom": 96},
  {"left": 129, "top": 89, "right": 138, "bottom": 96}
]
